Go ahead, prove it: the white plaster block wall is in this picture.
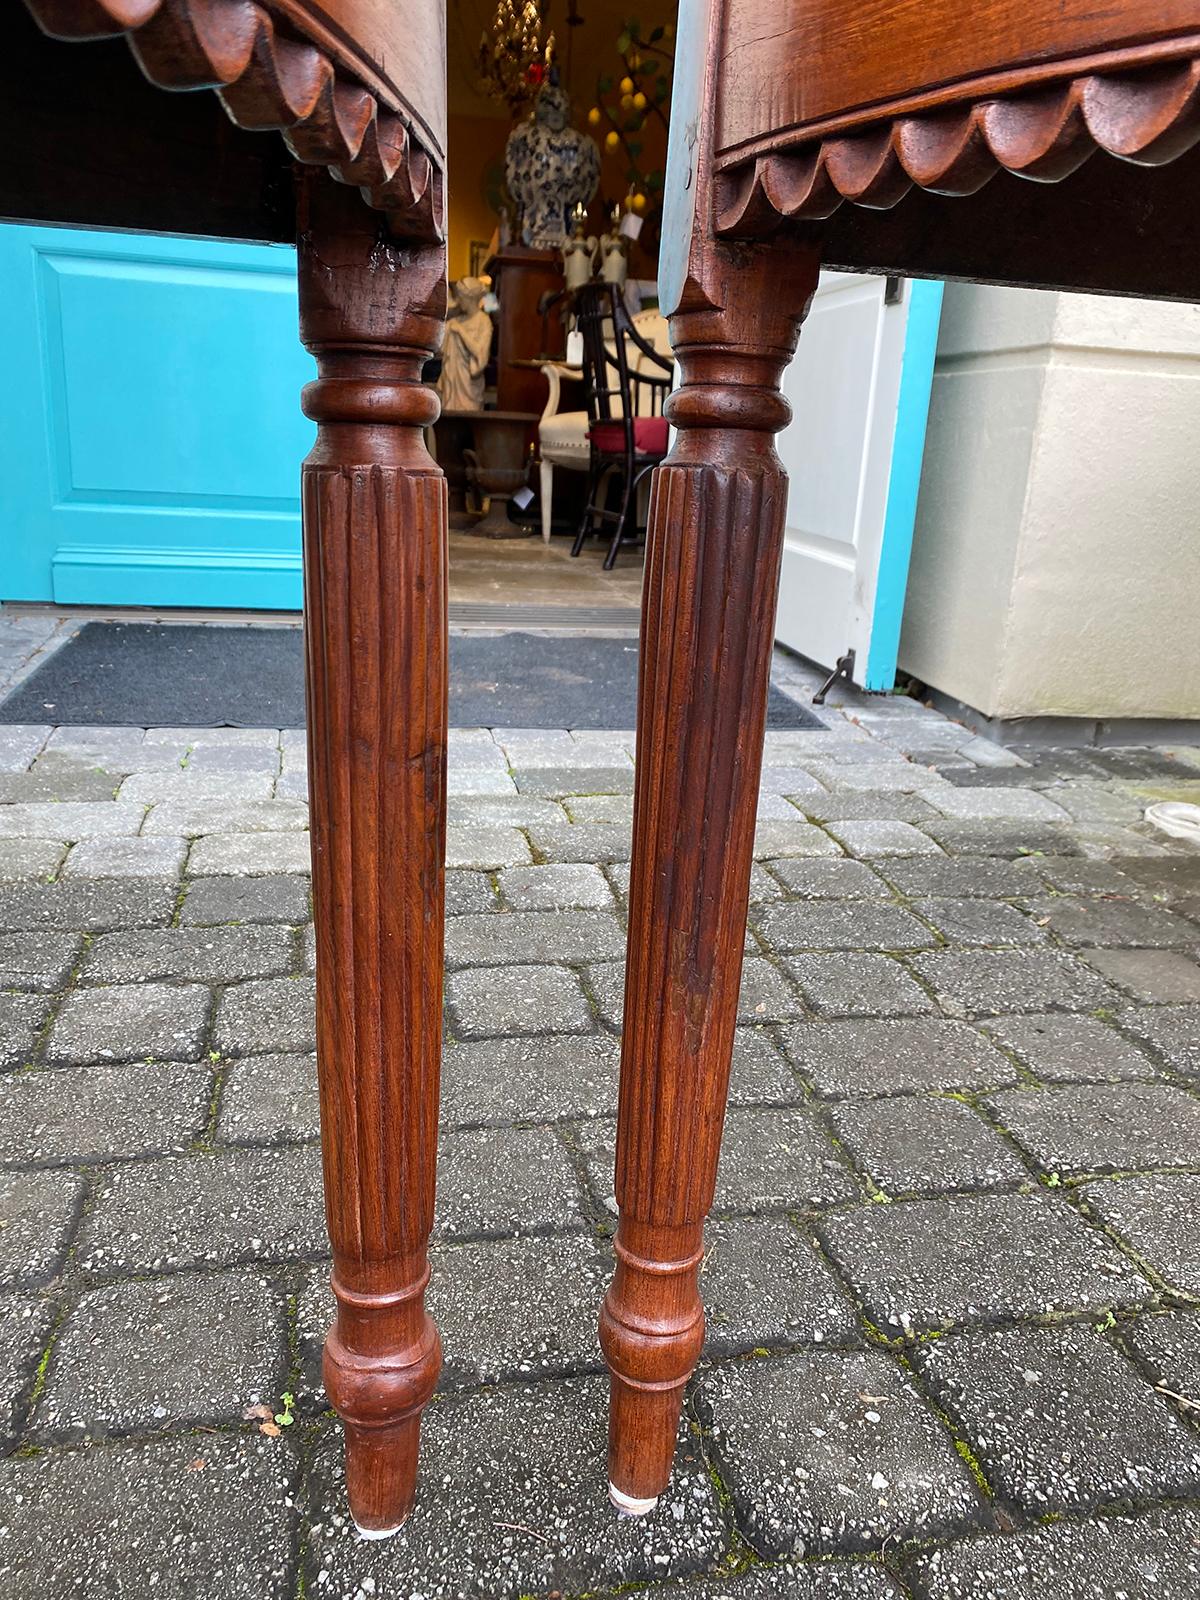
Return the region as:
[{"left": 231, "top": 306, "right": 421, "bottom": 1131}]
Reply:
[{"left": 899, "top": 284, "right": 1200, "bottom": 723}]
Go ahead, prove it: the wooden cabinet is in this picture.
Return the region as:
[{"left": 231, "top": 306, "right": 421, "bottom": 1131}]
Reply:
[{"left": 486, "top": 245, "right": 568, "bottom": 412}]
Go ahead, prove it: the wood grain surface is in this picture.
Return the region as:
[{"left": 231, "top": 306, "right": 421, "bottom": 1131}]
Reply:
[
  {"left": 601, "top": 1, "right": 821, "bottom": 1506},
  {"left": 22, "top": 0, "right": 445, "bottom": 239},
  {"left": 298, "top": 170, "right": 448, "bottom": 1536},
  {"left": 716, "top": 0, "right": 1200, "bottom": 157},
  {"left": 269, "top": 0, "right": 446, "bottom": 156}
]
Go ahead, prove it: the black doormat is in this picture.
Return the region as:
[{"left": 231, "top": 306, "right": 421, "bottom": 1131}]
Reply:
[{"left": 0, "top": 622, "right": 825, "bottom": 731}]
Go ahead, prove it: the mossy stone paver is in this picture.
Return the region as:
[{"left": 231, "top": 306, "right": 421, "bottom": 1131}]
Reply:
[
  {"left": 767, "top": 858, "right": 893, "bottom": 898},
  {"left": 757, "top": 901, "right": 937, "bottom": 953},
  {"left": 831, "top": 1096, "right": 1028, "bottom": 1195},
  {"left": 435, "top": 1124, "right": 586, "bottom": 1239},
  {"left": 440, "top": 1032, "right": 620, "bottom": 1126},
  {"left": 304, "top": 1377, "right": 727, "bottom": 1597},
  {"left": 987, "top": 1081, "right": 1200, "bottom": 1174},
  {"left": 0, "top": 1293, "right": 56, "bottom": 1439},
  {"left": 498, "top": 861, "right": 614, "bottom": 910},
  {"left": 213, "top": 976, "right": 316, "bottom": 1056},
  {"left": 1124, "top": 1308, "right": 1200, "bottom": 1400},
  {"left": 218, "top": 1052, "right": 319, "bottom": 1144},
  {"left": 77, "top": 1147, "right": 326, "bottom": 1275},
  {"left": 909, "top": 1506, "right": 1200, "bottom": 1599},
  {"left": 1023, "top": 895, "right": 1200, "bottom": 949},
  {"left": 0, "top": 878, "right": 175, "bottom": 933},
  {"left": 0, "top": 838, "right": 68, "bottom": 880},
  {"left": 62, "top": 834, "right": 186, "bottom": 880},
  {"left": 1083, "top": 947, "right": 1200, "bottom": 1004},
  {"left": 179, "top": 873, "right": 310, "bottom": 926},
  {"left": 981, "top": 1012, "right": 1158, "bottom": 1084},
  {"left": 820, "top": 1192, "right": 1151, "bottom": 1336},
  {"left": 875, "top": 855, "right": 1039, "bottom": 899},
  {"left": 0, "top": 1170, "right": 83, "bottom": 1287},
  {"left": 914, "top": 1322, "right": 1200, "bottom": 1515},
  {"left": 1083, "top": 1173, "right": 1200, "bottom": 1293},
  {"left": 910, "top": 948, "right": 1117, "bottom": 1017},
  {"left": 913, "top": 897, "right": 1045, "bottom": 947},
  {"left": 0, "top": 932, "right": 80, "bottom": 993},
  {"left": 0, "top": 1060, "right": 209, "bottom": 1165},
  {"left": 83, "top": 924, "right": 296, "bottom": 985},
  {"left": 34, "top": 1270, "right": 286, "bottom": 1439},
  {"left": 446, "top": 962, "right": 593, "bottom": 1039},
  {"left": 784, "top": 953, "right": 934, "bottom": 1019},
  {"left": 0, "top": 693, "right": 1198, "bottom": 1594},
  {"left": 700, "top": 1216, "right": 861, "bottom": 1353},
  {"left": 825, "top": 820, "right": 943, "bottom": 858},
  {"left": 701, "top": 1350, "right": 986, "bottom": 1557},
  {"left": 0, "top": 1433, "right": 297, "bottom": 1600},
  {"left": 668, "top": 1562, "right": 907, "bottom": 1598},
  {"left": 1123, "top": 1004, "right": 1200, "bottom": 1077},
  {"left": 782, "top": 1017, "right": 1016, "bottom": 1098},
  {"left": 47, "top": 981, "right": 211, "bottom": 1066},
  {"left": 444, "top": 906, "right": 626, "bottom": 966},
  {"left": 0, "top": 992, "right": 50, "bottom": 1068}
]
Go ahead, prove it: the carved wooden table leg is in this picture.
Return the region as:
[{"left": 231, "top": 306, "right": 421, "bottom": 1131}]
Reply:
[
  {"left": 298, "top": 171, "right": 447, "bottom": 1538},
  {"left": 599, "top": 239, "right": 821, "bottom": 1513}
]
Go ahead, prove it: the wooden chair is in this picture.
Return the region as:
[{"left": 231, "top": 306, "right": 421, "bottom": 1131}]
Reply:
[
  {"left": 570, "top": 282, "right": 673, "bottom": 569},
  {"left": 536, "top": 300, "right": 672, "bottom": 549},
  {"left": 15, "top": 0, "right": 1200, "bottom": 1545}
]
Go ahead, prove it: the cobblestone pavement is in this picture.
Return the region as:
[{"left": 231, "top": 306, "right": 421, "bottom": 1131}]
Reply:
[{"left": 2, "top": 634, "right": 1200, "bottom": 1598}]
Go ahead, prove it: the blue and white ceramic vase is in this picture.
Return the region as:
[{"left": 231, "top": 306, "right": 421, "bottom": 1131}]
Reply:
[{"left": 505, "top": 83, "right": 600, "bottom": 250}]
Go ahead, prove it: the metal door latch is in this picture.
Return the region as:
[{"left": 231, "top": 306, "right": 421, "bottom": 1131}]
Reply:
[{"left": 813, "top": 649, "right": 856, "bottom": 705}]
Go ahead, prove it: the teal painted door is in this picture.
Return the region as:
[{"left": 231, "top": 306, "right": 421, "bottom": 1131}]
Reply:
[{"left": 0, "top": 223, "right": 315, "bottom": 610}]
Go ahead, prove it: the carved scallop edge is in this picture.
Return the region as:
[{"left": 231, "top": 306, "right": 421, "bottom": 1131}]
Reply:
[
  {"left": 24, "top": 0, "right": 444, "bottom": 243},
  {"left": 714, "top": 56, "right": 1200, "bottom": 235}
]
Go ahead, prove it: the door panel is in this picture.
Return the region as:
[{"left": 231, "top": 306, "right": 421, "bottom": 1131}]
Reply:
[
  {"left": 774, "top": 272, "right": 942, "bottom": 690},
  {"left": 0, "top": 224, "right": 315, "bottom": 610}
]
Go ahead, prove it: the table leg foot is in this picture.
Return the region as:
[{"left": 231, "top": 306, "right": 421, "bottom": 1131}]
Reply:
[
  {"left": 608, "top": 1478, "right": 660, "bottom": 1518},
  {"left": 344, "top": 1416, "right": 423, "bottom": 1537}
]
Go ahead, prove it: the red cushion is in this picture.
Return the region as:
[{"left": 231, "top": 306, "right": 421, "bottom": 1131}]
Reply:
[{"left": 588, "top": 416, "right": 669, "bottom": 455}]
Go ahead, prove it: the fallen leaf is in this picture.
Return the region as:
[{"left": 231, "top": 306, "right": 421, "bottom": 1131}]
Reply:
[
  {"left": 185, "top": 1458, "right": 207, "bottom": 1473},
  {"left": 259, "top": 1420, "right": 282, "bottom": 1438},
  {"left": 243, "top": 1404, "right": 273, "bottom": 1422}
]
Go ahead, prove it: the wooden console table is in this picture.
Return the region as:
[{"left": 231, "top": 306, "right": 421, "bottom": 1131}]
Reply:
[
  {"left": 603, "top": 0, "right": 1200, "bottom": 1518},
  {"left": 11, "top": 0, "right": 450, "bottom": 1539},
  {"left": 12, "top": 0, "right": 1200, "bottom": 1541}
]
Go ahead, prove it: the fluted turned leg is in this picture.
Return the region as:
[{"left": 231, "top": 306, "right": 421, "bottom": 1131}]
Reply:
[
  {"left": 298, "top": 172, "right": 448, "bottom": 1536},
  {"left": 599, "top": 221, "right": 821, "bottom": 1510}
]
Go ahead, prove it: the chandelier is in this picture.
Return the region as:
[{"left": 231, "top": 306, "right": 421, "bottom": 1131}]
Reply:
[{"left": 477, "top": 0, "right": 555, "bottom": 114}]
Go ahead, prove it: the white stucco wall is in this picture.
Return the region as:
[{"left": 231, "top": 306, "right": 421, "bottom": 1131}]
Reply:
[{"left": 899, "top": 284, "right": 1200, "bottom": 723}]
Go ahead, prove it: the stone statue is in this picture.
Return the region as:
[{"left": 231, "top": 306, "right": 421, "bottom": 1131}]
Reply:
[
  {"left": 437, "top": 277, "right": 493, "bottom": 412},
  {"left": 600, "top": 205, "right": 629, "bottom": 289},
  {"left": 505, "top": 81, "right": 600, "bottom": 249},
  {"left": 561, "top": 205, "right": 598, "bottom": 289}
]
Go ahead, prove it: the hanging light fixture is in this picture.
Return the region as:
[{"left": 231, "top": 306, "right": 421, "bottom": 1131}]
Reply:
[{"left": 476, "top": 1, "right": 556, "bottom": 115}]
